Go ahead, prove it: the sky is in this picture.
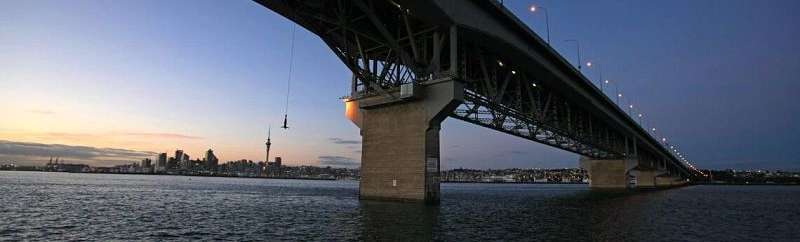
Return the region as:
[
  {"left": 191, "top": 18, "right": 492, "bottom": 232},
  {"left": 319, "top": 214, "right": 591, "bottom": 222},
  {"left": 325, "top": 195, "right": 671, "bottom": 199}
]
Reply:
[{"left": 1, "top": 0, "right": 799, "bottom": 170}]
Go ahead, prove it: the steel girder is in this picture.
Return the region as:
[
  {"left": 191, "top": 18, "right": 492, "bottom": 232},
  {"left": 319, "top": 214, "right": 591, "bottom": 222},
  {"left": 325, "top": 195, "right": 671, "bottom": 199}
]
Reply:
[
  {"left": 451, "top": 42, "right": 634, "bottom": 159},
  {"left": 255, "top": 0, "right": 455, "bottom": 99},
  {"left": 255, "top": 0, "right": 629, "bottom": 159},
  {"left": 254, "top": 0, "right": 692, "bottom": 164}
]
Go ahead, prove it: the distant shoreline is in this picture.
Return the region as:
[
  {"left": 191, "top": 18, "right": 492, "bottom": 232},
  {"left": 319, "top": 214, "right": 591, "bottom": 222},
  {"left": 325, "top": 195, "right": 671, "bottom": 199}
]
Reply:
[
  {"left": 691, "top": 181, "right": 799, "bottom": 186},
  {"left": 0, "top": 170, "right": 341, "bottom": 181},
  {"left": 3, "top": 170, "right": 799, "bottom": 185},
  {"left": 442, "top": 180, "right": 587, "bottom": 185}
]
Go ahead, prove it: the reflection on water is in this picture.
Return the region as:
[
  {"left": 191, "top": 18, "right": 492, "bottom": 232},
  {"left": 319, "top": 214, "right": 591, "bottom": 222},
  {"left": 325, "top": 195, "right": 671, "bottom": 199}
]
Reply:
[
  {"left": 1, "top": 171, "right": 798, "bottom": 241},
  {"left": 360, "top": 201, "right": 438, "bottom": 241}
]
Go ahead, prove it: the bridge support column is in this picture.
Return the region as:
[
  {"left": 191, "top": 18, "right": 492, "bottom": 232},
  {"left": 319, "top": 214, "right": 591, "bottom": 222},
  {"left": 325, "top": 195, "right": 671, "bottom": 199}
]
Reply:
[
  {"left": 580, "top": 157, "right": 635, "bottom": 190},
  {"left": 347, "top": 79, "right": 462, "bottom": 204},
  {"left": 655, "top": 176, "right": 688, "bottom": 188},
  {"left": 656, "top": 176, "right": 676, "bottom": 188},
  {"left": 634, "top": 170, "right": 658, "bottom": 189}
]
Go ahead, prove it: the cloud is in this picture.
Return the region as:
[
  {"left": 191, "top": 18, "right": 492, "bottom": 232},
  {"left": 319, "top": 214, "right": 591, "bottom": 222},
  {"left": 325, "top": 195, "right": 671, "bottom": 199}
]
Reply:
[
  {"left": 28, "top": 109, "right": 55, "bottom": 115},
  {"left": 329, "top": 137, "right": 361, "bottom": 145},
  {"left": 318, "top": 155, "right": 360, "bottom": 168},
  {"left": 121, "top": 132, "right": 203, "bottom": 140},
  {"left": 2, "top": 131, "right": 202, "bottom": 141},
  {"left": 0, "top": 140, "right": 157, "bottom": 166}
]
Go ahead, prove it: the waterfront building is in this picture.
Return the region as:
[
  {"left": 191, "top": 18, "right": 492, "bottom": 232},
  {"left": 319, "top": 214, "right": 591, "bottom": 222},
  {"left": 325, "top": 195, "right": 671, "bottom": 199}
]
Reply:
[
  {"left": 167, "top": 157, "right": 177, "bottom": 170},
  {"left": 156, "top": 153, "right": 167, "bottom": 173},
  {"left": 265, "top": 157, "right": 283, "bottom": 177},
  {"left": 205, "top": 149, "right": 218, "bottom": 172},
  {"left": 141, "top": 158, "right": 151, "bottom": 168},
  {"left": 175, "top": 150, "right": 184, "bottom": 163},
  {"left": 141, "top": 158, "right": 152, "bottom": 173}
]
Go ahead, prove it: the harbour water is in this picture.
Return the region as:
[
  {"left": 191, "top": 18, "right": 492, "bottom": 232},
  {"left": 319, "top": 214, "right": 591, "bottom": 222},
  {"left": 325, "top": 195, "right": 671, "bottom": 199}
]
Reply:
[{"left": 1, "top": 171, "right": 797, "bottom": 241}]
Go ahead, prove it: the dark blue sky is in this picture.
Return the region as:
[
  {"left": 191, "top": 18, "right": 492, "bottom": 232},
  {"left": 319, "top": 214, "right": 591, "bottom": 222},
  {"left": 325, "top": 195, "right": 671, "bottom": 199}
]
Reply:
[
  {"left": 500, "top": 0, "right": 800, "bottom": 170},
  {"left": 2, "top": 0, "right": 799, "bottom": 170}
]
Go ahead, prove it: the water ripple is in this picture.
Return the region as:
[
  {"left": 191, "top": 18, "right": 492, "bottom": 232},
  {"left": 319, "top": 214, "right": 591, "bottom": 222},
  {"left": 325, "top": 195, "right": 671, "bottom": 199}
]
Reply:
[{"left": 1, "top": 171, "right": 798, "bottom": 241}]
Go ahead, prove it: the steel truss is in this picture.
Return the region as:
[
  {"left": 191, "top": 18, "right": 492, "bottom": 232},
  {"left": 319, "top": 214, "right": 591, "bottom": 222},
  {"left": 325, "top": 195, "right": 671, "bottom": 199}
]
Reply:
[
  {"left": 257, "top": 0, "right": 670, "bottom": 161},
  {"left": 264, "top": 0, "right": 455, "bottom": 99}
]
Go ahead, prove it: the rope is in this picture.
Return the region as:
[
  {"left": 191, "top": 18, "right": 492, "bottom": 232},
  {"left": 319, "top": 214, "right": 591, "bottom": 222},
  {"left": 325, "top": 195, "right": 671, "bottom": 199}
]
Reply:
[{"left": 283, "top": 24, "right": 296, "bottom": 117}]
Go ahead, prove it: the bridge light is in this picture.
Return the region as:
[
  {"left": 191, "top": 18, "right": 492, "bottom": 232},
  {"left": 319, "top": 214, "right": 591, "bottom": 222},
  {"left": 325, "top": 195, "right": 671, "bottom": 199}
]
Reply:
[
  {"left": 586, "top": 61, "right": 592, "bottom": 67},
  {"left": 530, "top": 5, "right": 537, "bottom": 12},
  {"left": 618, "top": 93, "right": 623, "bottom": 98},
  {"left": 498, "top": 60, "right": 504, "bottom": 67},
  {"left": 629, "top": 104, "right": 634, "bottom": 109},
  {"left": 651, "top": 128, "right": 656, "bottom": 131},
  {"left": 662, "top": 138, "right": 666, "bottom": 142},
  {"left": 638, "top": 113, "right": 643, "bottom": 118},
  {"left": 604, "top": 79, "right": 609, "bottom": 84},
  {"left": 511, "top": 70, "right": 517, "bottom": 75},
  {"left": 532, "top": 83, "right": 537, "bottom": 87}
]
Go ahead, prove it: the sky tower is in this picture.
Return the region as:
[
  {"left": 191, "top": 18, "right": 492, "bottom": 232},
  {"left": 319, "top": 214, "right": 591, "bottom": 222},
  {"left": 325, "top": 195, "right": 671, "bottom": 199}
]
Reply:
[{"left": 265, "top": 126, "right": 272, "bottom": 163}]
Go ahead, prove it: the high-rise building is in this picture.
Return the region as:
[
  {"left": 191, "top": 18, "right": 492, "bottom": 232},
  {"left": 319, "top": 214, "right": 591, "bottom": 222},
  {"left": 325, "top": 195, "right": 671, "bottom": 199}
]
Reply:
[
  {"left": 182, "top": 153, "right": 191, "bottom": 170},
  {"left": 175, "top": 150, "right": 184, "bottom": 162},
  {"left": 167, "top": 157, "right": 177, "bottom": 170},
  {"left": 205, "top": 149, "right": 218, "bottom": 171},
  {"left": 156, "top": 153, "right": 167, "bottom": 172},
  {"left": 141, "top": 158, "right": 152, "bottom": 168},
  {"left": 267, "top": 156, "right": 283, "bottom": 177},
  {"left": 174, "top": 149, "right": 185, "bottom": 170}
]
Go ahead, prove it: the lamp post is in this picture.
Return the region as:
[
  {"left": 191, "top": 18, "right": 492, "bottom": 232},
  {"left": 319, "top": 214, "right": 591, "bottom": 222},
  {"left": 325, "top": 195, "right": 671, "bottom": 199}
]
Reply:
[
  {"left": 564, "top": 39, "right": 581, "bottom": 70},
  {"left": 586, "top": 60, "right": 602, "bottom": 88},
  {"left": 628, "top": 104, "right": 634, "bottom": 117},
  {"left": 529, "top": 5, "right": 550, "bottom": 44},
  {"left": 615, "top": 81, "right": 621, "bottom": 106}
]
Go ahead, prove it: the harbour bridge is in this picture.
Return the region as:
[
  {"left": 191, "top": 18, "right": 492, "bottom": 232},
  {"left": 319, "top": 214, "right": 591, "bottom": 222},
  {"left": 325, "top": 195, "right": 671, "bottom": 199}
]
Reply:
[{"left": 254, "top": 0, "right": 703, "bottom": 203}]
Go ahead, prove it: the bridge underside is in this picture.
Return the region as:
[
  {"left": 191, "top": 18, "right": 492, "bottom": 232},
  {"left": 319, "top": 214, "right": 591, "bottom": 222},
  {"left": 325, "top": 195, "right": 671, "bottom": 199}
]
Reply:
[{"left": 255, "top": 0, "right": 696, "bottom": 203}]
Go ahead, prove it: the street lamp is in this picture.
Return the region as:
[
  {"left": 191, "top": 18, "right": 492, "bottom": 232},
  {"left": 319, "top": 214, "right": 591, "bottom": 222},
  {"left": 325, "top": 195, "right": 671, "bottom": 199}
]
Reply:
[
  {"left": 564, "top": 39, "right": 581, "bottom": 70},
  {"left": 628, "top": 104, "right": 634, "bottom": 117},
  {"left": 529, "top": 5, "right": 550, "bottom": 44},
  {"left": 585, "top": 60, "right": 603, "bottom": 88}
]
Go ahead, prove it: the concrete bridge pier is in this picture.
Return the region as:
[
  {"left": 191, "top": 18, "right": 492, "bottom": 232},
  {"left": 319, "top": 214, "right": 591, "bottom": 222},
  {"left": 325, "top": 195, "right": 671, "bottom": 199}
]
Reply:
[
  {"left": 579, "top": 157, "right": 637, "bottom": 189},
  {"left": 347, "top": 79, "right": 463, "bottom": 204},
  {"left": 656, "top": 176, "right": 675, "bottom": 188},
  {"left": 633, "top": 170, "right": 659, "bottom": 189},
  {"left": 656, "top": 175, "right": 688, "bottom": 188}
]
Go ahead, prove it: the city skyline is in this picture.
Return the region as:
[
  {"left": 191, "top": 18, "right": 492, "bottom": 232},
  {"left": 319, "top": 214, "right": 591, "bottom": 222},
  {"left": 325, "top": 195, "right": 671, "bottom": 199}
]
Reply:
[{"left": 2, "top": 0, "right": 800, "bottom": 170}]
